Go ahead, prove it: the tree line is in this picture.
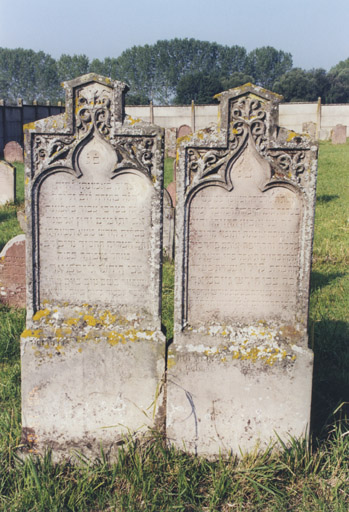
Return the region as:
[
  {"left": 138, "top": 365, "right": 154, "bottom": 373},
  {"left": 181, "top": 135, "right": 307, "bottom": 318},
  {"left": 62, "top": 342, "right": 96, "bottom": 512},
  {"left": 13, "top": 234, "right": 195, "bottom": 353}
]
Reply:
[{"left": 0, "top": 40, "right": 348, "bottom": 105}]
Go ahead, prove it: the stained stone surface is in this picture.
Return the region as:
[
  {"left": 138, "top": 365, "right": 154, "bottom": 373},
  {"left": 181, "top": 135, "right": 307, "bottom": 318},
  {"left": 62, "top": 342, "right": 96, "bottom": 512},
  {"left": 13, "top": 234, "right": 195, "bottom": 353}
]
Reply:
[
  {"left": 167, "top": 83, "right": 318, "bottom": 457},
  {"left": 163, "top": 188, "right": 174, "bottom": 260},
  {"left": 4, "top": 141, "right": 24, "bottom": 163},
  {"left": 0, "top": 234, "right": 26, "bottom": 307},
  {"left": 21, "top": 74, "right": 165, "bottom": 461},
  {"left": 331, "top": 124, "right": 347, "bottom": 144},
  {"left": 0, "top": 160, "right": 16, "bottom": 205}
]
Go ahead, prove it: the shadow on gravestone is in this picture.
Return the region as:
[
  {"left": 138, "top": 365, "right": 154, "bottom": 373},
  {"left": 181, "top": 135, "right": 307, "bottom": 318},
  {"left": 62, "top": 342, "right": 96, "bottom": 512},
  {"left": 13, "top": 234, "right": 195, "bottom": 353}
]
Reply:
[
  {"left": 0, "top": 234, "right": 26, "bottom": 308},
  {"left": 20, "top": 74, "right": 165, "bottom": 462},
  {"left": 0, "top": 160, "right": 16, "bottom": 205},
  {"left": 167, "top": 83, "right": 318, "bottom": 458}
]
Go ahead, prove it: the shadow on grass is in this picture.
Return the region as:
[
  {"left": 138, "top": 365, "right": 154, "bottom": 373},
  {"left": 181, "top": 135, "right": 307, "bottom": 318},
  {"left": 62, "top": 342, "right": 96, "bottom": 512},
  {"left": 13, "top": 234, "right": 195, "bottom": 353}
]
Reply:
[
  {"left": 311, "top": 318, "right": 349, "bottom": 438},
  {"left": 0, "top": 208, "right": 16, "bottom": 223},
  {"left": 316, "top": 194, "right": 340, "bottom": 204},
  {"left": 310, "top": 271, "right": 345, "bottom": 292}
]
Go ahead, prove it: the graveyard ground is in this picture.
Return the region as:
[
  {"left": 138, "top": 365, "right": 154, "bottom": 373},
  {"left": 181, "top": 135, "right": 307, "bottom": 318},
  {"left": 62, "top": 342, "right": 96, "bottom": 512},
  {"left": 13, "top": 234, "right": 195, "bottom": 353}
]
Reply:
[{"left": 0, "top": 148, "right": 348, "bottom": 511}]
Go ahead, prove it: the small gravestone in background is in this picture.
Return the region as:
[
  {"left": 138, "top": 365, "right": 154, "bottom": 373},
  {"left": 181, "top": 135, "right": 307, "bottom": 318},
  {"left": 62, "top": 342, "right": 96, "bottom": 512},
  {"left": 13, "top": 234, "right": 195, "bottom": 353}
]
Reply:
[
  {"left": 4, "top": 141, "right": 24, "bottom": 163},
  {"left": 331, "top": 124, "right": 347, "bottom": 144},
  {"left": 0, "top": 234, "right": 26, "bottom": 308},
  {"left": 302, "top": 121, "right": 316, "bottom": 140},
  {"left": 21, "top": 74, "right": 165, "bottom": 461},
  {"left": 0, "top": 160, "right": 16, "bottom": 205},
  {"left": 167, "top": 84, "right": 318, "bottom": 457},
  {"left": 163, "top": 189, "right": 175, "bottom": 260},
  {"left": 165, "top": 127, "right": 177, "bottom": 158},
  {"left": 177, "top": 124, "right": 192, "bottom": 140}
]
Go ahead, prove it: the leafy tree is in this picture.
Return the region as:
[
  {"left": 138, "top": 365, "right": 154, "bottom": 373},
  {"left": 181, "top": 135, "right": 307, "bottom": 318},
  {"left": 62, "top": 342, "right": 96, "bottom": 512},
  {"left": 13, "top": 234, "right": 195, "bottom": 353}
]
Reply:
[
  {"left": 89, "top": 57, "right": 119, "bottom": 79},
  {"left": 125, "top": 92, "right": 150, "bottom": 105},
  {"left": 221, "top": 72, "right": 255, "bottom": 90},
  {"left": 327, "top": 67, "right": 349, "bottom": 103},
  {"left": 273, "top": 68, "right": 330, "bottom": 102},
  {"left": 0, "top": 48, "right": 60, "bottom": 103},
  {"left": 174, "top": 72, "right": 223, "bottom": 104},
  {"left": 56, "top": 54, "right": 90, "bottom": 82},
  {"left": 247, "top": 46, "right": 293, "bottom": 88}
]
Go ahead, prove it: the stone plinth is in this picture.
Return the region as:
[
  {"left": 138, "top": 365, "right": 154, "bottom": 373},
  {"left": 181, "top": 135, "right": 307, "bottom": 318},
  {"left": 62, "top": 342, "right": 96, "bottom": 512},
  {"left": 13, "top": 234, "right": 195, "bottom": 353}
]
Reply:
[
  {"left": 0, "top": 234, "right": 26, "bottom": 308},
  {"left": 21, "top": 74, "right": 165, "bottom": 461},
  {"left": 4, "top": 141, "right": 24, "bottom": 163},
  {"left": 0, "top": 160, "right": 16, "bottom": 205},
  {"left": 167, "top": 83, "right": 318, "bottom": 457}
]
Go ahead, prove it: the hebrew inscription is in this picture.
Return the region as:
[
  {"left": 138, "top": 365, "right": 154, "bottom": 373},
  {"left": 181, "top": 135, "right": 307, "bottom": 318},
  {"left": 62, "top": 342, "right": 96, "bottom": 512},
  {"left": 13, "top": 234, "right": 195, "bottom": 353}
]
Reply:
[
  {"left": 187, "top": 143, "right": 301, "bottom": 325},
  {"left": 39, "top": 137, "right": 153, "bottom": 309}
]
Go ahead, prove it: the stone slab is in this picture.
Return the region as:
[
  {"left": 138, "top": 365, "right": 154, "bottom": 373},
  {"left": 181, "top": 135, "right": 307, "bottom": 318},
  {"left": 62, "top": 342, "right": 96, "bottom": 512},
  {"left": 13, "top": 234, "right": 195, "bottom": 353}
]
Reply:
[
  {"left": 21, "top": 74, "right": 165, "bottom": 460},
  {"left": 4, "top": 141, "right": 23, "bottom": 163},
  {"left": 168, "top": 83, "right": 318, "bottom": 457},
  {"left": 0, "top": 234, "right": 26, "bottom": 308},
  {"left": 331, "top": 124, "right": 347, "bottom": 144},
  {"left": 0, "top": 160, "right": 16, "bottom": 205}
]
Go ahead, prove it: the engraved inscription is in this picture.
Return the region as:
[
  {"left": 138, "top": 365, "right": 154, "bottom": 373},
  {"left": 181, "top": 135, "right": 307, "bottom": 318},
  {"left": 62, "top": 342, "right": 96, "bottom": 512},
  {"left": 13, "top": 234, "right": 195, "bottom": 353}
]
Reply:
[
  {"left": 187, "top": 144, "right": 301, "bottom": 324},
  {"left": 38, "top": 137, "right": 153, "bottom": 309}
]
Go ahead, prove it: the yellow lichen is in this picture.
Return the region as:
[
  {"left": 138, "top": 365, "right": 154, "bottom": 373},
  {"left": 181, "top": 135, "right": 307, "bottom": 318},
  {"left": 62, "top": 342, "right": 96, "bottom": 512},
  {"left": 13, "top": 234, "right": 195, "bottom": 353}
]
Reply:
[{"left": 33, "top": 308, "right": 50, "bottom": 321}]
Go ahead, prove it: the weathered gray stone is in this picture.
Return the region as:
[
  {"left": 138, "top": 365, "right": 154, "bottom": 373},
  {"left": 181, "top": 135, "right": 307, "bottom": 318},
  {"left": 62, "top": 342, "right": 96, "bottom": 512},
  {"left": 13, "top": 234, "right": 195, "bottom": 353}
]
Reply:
[
  {"left": 165, "top": 127, "right": 177, "bottom": 158},
  {"left": 163, "top": 189, "right": 174, "bottom": 260},
  {"left": 0, "top": 234, "right": 26, "bottom": 308},
  {"left": 17, "top": 209, "right": 26, "bottom": 232},
  {"left": 302, "top": 121, "right": 316, "bottom": 139},
  {"left": 21, "top": 74, "right": 165, "bottom": 461},
  {"left": 167, "top": 84, "right": 318, "bottom": 457},
  {"left": 331, "top": 124, "right": 347, "bottom": 144},
  {"left": 4, "top": 141, "right": 23, "bottom": 163},
  {"left": 0, "top": 160, "right": 16, "bottom": 205}
]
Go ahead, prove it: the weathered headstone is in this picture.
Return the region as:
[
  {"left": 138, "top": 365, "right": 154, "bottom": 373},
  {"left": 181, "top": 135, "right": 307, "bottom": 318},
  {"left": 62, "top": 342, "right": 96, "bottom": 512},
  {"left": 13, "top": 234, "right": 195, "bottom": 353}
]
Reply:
[
  {"left": 163, "top": 189, "right": 175, "bottom": 260},
  {"left": 165, "top": 127, "right": 177, "bottom": 158},
  {"left": 167, "top": 84, "right": 318, "bottom": 457},
  {"left": 0, "top": 160, "right": 16, "bottom": 205},
  {"left": 331, "top": 124, "right": 347, "bottom": 144},
  {"left": 21, "top": 74, "right": 165, "bottom": 461},
  {"left": 0, "top": 234, "right": 26, "bottom": 308},
  {"left": 166, "top": 182, "right": 176, "bottom": 207},
  {"left": 17, "top": 209, "right": 26, "bottom": 232},
  {"left": 302, "top": 121, "right": 316, "bottom": 140},
  {"left": 177, "top": 124, "right": 192, "bottom": 140},
  {"left": 4, "top": 141, "right": 24, "bottom": 163}
]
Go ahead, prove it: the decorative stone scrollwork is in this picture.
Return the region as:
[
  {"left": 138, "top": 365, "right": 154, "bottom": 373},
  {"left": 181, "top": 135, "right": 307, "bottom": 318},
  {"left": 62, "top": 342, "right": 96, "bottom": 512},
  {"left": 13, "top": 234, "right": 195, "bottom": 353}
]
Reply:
[
  {"left": 33, "top": 135, "right": 74, "bottom": 174},
  {"left": 75, "top": 86, "right": 112, "bottom": 137},
  {"left": 112, "top": 137, "right": 154, "bottom": 178}
]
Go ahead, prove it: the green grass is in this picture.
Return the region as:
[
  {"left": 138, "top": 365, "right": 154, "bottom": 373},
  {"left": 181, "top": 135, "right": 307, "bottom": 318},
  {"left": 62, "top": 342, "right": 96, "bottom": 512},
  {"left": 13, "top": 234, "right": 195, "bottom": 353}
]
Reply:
[
  {"left": 164, "top": 157, "right": 174, "bottom": 189},
  {"left": 0, "top": 149, "right": 348, "bottom": 510}
]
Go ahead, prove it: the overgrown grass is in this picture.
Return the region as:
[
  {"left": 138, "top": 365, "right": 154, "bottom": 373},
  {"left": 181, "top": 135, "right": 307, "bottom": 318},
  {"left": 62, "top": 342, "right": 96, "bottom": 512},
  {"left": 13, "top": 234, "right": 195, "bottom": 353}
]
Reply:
[
  {"left": 164, "top": 157, "right": 174, "bottom": 189},
  {"left": 0, "top": 149, "right": 348, "bottom": 510}
]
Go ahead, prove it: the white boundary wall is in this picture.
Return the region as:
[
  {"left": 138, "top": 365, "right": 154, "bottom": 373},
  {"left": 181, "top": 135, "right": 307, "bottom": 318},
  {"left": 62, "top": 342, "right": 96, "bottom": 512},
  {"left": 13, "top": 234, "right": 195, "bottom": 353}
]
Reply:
[{"left": 127, "top": 102, "right": 349, "bottom": 140}]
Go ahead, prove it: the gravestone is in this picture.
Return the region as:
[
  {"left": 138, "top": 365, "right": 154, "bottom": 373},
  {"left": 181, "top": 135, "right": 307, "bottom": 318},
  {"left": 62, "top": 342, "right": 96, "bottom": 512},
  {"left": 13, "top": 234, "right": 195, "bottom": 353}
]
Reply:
[
  {"left": 4, "top": 141, "right": 24, "bottom": 163},
  {"left": 302, "top": 121, "right": 316, "bottom": 140},
  {"left": 331, "top": 124, "right": 347, "bottom": 144},
  {"left": 0, "top": 160, "right": 16, "bottom": 205},
  {"left": 177, "top": 124, "right": 192, "bottom": 140},
  {"left": 163, "top": 189, "right": 175, "bottom": 260},
  {"left": 166, "top": 182, "right": 176, "bottom": 207},
  {"left": 165, "top": 127, "right": 177, "bottom": 158},
  {"left": 0, "top": 234, "right": 26, "bottom": 308},
  {"left": 17, "top": 209, "right": 26, "bottom": 232},
  {"left": 167, "top": 84, "right": 318, "bottom": 457},
  {"left": 21, "top": 74, "right": 165, "bottom": 461}
]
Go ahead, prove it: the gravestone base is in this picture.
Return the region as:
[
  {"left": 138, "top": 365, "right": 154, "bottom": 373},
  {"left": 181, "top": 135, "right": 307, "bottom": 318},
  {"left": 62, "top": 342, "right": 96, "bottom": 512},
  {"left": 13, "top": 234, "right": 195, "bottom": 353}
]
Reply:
[
  {"left": 167, "top": 327, "right": 313, "bottom": 458},
  {"left": 20, "top": 304, "right": 165, "bottom": 462}
]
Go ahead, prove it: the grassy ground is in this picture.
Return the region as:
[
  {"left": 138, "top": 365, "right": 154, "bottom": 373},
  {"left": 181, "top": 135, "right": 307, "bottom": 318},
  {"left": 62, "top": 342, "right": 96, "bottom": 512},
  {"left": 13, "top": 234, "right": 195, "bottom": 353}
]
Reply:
[{"left": 0, "top": 148, "right": 348, "bottom": 511}]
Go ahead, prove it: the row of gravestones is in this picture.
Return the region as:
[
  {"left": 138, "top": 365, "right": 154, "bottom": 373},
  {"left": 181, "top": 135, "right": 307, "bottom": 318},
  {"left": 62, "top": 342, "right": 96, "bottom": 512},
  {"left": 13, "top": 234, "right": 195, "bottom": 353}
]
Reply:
[{"left": 2, "top": 74, "right": 319, "bottom": 462}]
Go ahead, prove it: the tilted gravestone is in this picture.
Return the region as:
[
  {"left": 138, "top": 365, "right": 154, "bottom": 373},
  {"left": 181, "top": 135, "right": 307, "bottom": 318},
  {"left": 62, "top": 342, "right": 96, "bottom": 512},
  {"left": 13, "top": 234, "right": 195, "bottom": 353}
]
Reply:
[
  {"left": 0, "top": 160, "right": 16, "bottom": 205},
  {"left": 21, "top": 74, "right": 165, "bottom": 460},
  {"left": 0, "top": 234, "right": 26, "bottom": 308},
  {"left": 4, "top": 141, "right": 24, "bottom": 163},
  {"left": 167, "top": 84, "right": 318, "bottom": 457},
  {"left": 331, "top": 124, "right": 347, "bottom": 144}
]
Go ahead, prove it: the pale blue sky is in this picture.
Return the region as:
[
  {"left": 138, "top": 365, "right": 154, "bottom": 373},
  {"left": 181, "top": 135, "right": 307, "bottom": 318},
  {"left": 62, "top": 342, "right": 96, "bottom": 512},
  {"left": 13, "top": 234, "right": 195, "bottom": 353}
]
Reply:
[{"left": 0, "top": 0, "right": 348, "bottom": 71}]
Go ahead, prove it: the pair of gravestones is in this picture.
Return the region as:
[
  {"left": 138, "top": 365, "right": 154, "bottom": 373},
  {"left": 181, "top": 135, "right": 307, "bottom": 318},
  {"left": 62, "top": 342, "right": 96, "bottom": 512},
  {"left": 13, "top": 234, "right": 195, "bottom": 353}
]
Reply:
[{"left": 20, "top": 75, "right": 317, "bottom": 460}]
